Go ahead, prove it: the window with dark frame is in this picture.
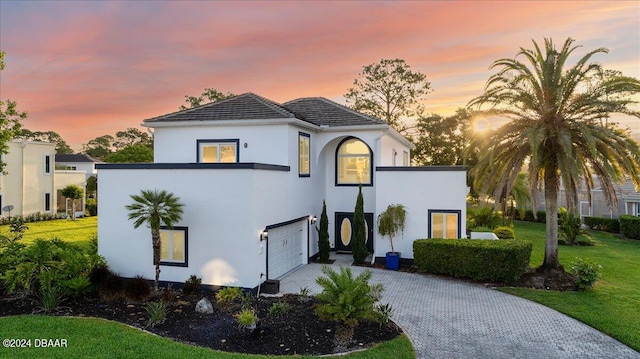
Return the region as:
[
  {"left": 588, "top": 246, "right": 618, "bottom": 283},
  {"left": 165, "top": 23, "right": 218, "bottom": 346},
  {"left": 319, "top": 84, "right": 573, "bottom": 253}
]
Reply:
[
  {"left": 197, "top": 139, "right": 239, "bottom": 163},
  {"left": 159, "top": 227, "right": 188, "bottom": 267},
  {"left": 299, "top": 132, "right": 310, "bottom": 177},
  {"left": 45, "top": 193, "right": 51, "bottom": 212},
  {"left": 336, "top": 137, "right": 372, "bottom": 186},
  {"left": 44, "top": 155, "right": 51, "bottom": 174}
]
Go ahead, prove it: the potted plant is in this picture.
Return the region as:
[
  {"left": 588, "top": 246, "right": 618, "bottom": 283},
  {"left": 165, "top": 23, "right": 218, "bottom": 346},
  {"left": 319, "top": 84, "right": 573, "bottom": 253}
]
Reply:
[{"left": 377, "top": 204, "right": 406, "bottom": 270}]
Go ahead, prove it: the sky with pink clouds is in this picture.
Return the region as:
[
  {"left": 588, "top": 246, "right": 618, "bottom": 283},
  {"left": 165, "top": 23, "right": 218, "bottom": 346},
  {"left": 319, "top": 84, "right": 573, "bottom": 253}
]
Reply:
[{"left": 1, "top": 0, "right": 639, "bottom": 150}]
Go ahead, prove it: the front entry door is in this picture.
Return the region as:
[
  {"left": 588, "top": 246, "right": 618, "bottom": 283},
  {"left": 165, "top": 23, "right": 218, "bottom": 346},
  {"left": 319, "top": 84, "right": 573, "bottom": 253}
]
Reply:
[{"left": 335, "top": 212, "right": 374, "bottom": 253}]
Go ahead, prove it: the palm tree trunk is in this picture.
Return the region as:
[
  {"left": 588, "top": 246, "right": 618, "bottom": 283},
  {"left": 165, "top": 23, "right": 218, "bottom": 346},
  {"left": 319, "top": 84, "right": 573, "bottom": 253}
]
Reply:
[
  {"left": 151, "top": 229, "right": 161, "bottom": 291},
  {"left": 542, "top": 167, "right": 561, "bottom": 270}
]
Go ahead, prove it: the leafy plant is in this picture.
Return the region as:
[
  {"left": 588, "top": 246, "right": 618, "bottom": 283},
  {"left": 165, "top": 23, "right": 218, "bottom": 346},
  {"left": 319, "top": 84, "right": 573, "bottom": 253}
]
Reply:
[
  {"left": 268, "top": 301, "right": 291, "bottom": 317},
  {"left": 298, "top": 286, "right": 311, "bottom": 302},
  {"left": 235, "top": 308, "right": 258, "bottom": 330},
  {"left": 182, "top": 275, "right": 202, "bottom": 296},
  {"left": 570, "top": 258, "right": 602, "bottom": 290},
  {"left": 467, "top": 207, "right": 501, "bottom": 229},
  {"left": 375, "top": 302, "right": 395, "bottom": 326},
  {"left": 215, "top": 287, "right": 242, "bottom": 308},
  {"left": 61, "top": 184, "right": 84, "bottom": 220},
  {"left": 352, "top": 185, "right": 369, "bottom": 264},
  {"left": 240, "top": 291, "right": 254, "bottom": 309},
  {"left": 35, "top": 285, "right": 65, "bottom": 313},
  {"left": 377, "top": 204, "right": 406, "bottom": 253},
  {"left": 315, "top": 266, "right": 383, "bottom": 327},
  {"left": 9, "top": 217, "right": 28, "bottom": 241},
  {"left": 494, "top": 226, "right": 515, "bottom": 239},
  {"left": 63, "top": 276, "right": 92, "bottom": 298},
  {"left": 316, "top": 200, "right": 331, "bottom": 262},
  {"left": 145, "top": 301, "right": 167, "bottom": 327}
]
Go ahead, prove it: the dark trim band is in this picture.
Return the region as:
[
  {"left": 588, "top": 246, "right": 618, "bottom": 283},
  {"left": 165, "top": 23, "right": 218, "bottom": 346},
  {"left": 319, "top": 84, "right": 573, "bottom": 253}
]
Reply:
[
  {"left": 96, "top": 162, "right": 290, "bottom": 171},
  {"left": 376, "top": 166, "right": 467, "bottom": 172}
]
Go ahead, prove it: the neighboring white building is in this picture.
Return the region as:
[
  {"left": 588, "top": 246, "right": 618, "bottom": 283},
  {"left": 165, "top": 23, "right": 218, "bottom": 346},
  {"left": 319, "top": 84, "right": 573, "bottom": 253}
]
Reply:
[
  {"left": 97, "top": 93, "right": 467, "bottom": 290},
  {"left": 0, "top": 140, "right": 86, "bottom": 218},
  {"left": 55, "top": 153, "right": 102, "bottom": 179}
]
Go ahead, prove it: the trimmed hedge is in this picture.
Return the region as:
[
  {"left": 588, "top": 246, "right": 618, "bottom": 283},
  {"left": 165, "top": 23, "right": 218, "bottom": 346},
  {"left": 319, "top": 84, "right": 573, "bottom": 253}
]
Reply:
[
  {"left": 493, "top": 226, "right": 515, "bottom": 239},
  {"left": 523, "top": 210, "right": 546, "bottom": 223},
  {"left": 413, "top": 239, "right": 532, "bottom": 282},
  {"left": 620, "top": 215, "right": 640, "bottom": 240},
  {"left": 583, "top": 216, "right": 620, "bottom": 233}
]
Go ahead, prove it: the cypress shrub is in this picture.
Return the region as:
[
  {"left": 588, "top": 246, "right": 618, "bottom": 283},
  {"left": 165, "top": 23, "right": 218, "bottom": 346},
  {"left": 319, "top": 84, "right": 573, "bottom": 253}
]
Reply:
[
  {"left": 352, "top": 186, "right": 369, "bottom": 265},
  {"left": 317, "top": 200, "right": 331, "bottom": 262},
  {"left": 413, "top": 238, "right": 532, "bottom": 282}
]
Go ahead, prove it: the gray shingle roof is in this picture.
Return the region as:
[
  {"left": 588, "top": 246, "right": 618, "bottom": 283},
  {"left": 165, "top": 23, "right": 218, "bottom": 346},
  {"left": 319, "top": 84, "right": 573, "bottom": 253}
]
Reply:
[
  {"left": 55, "top": 154, "right": 101, "bottom": 163},
  {"left": 283, "top": 97, "right": 386, "bottom": 127},
  {"left": 143, "top": 93, "right": 387, "bottom": 128},
  {"left": 144, "top": 93, "right": 296, "bottom": 123}
]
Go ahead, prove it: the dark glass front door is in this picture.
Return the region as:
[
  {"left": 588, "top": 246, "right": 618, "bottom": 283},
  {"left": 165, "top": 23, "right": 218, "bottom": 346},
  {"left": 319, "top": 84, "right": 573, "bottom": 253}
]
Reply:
[{"left": 334, "top": 212, "right": 374, "bottom": 253}]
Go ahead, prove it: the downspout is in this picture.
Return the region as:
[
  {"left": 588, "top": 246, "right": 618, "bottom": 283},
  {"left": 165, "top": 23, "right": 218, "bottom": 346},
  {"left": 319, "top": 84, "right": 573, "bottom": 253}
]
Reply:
[{"left": 21, "top": 141, "right": 27, "bottom": 215}]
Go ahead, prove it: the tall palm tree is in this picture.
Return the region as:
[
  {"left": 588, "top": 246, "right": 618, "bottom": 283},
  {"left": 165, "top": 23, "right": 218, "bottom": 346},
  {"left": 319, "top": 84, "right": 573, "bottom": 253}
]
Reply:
[
  {"left": 469, "top": 38, "right": 640, "bottom": 270},
  {"left": 126, "top": 189, "right": 184, "bottom": 290}
]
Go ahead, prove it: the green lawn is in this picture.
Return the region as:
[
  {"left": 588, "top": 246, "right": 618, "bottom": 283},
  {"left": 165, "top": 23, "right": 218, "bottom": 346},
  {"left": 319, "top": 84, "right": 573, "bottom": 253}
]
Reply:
[
  {"left": 0, "top": 216, "right": 97, "bottom": 249},
  {"left": 502, "top": 221, "right": 640, "bottom": 351},
  {"left": 0, "top": 316, "right": 414, "bottom": 359}
]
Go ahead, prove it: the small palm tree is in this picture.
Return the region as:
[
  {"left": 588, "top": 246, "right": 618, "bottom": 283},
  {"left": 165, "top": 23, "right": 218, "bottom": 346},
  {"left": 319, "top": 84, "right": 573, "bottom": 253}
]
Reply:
[
  {"left": 469, "top": 38, "right": 640, "bottom": 270},
  {"left": 126, "top": 189, "right": 184, "bottom": 291}
]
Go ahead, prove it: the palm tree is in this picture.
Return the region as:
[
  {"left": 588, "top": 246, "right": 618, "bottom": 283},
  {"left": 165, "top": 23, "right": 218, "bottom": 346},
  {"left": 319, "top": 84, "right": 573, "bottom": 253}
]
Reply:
[
  {"left": 126, "top": 189, "right": 184, "bottom": 290},
  {"left": 469, "top": 38, "right": 640, "bottom": 270}
]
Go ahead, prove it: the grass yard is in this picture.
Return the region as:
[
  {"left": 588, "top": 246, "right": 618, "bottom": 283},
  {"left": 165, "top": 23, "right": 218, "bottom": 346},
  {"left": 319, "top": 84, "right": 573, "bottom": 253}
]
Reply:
[
  {"left": 0, "top": 216, "right": 97, "bottom": 249},
  {"left": 502, "top": 221, "right": 640, "bottom": 351},
  {"left": 0, "top": 316, "right": 414, "bottom": 359}
]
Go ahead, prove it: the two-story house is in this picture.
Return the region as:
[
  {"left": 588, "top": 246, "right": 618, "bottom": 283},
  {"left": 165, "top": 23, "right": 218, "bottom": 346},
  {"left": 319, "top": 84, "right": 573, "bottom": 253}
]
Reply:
[{"left": 97, "top": 93, "right": 467, "bottom": 290}]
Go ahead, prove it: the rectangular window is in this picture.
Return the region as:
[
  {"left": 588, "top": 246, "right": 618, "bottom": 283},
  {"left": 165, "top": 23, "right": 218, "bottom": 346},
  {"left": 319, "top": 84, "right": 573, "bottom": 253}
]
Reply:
[
  {"left": 45, "top": 193, "right": 51, "bottom": 212},
  {"left": 428, "top": 210, "right": 461, "bottom": 239},
  {"left": 197, "top": 139, "right": 238, "bottom": 163},
  {"left": 44, "top": 155, "right": 51, "bottom": 174},
  {"left": 299, "top": 132, "right": 310, "bottom": 177},
  {"left": 403, "top": 151, "right": 409, "bottom": 166},
  {"left": 159, "top": 227, "right": 188, "bottom": 266},
  {"left": 392, "top": 149, "right": 397, "bottom": 166}
]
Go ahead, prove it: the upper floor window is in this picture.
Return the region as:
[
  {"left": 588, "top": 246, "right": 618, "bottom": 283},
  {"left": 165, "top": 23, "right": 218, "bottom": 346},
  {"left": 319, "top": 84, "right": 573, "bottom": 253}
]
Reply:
[
  {"left": 44, "top": 155, "right": 51, "bottom": 174},
  {"left": 299, "top": 132, "right": 310, "bottom": 177},
  {"left": 336, "top": 137, "right": 372, "bottom": 186},
  {"left": 197, "top": 139, "right": 239, "bottom": 163}
]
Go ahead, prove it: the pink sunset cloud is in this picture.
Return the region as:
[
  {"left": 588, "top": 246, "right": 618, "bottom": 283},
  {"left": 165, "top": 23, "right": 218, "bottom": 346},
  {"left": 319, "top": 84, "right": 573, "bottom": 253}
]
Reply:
[{"left": 1, "top": 1, "right": 638, "bottom": 149}]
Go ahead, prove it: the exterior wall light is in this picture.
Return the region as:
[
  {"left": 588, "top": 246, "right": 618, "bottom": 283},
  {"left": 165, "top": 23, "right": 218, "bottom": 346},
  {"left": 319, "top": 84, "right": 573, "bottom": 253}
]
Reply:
[
  {"left": 310, "top": 216, "right": 318, "bottom": 224},
  {"left": 260, "top": 230, "right": 269, "bottom": 241}
]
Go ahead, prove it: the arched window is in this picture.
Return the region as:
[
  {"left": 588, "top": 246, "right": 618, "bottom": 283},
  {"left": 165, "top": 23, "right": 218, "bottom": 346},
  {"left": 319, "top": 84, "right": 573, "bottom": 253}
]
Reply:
[{"left": 336, "top": 137, "right": 372, "bottom": 185}]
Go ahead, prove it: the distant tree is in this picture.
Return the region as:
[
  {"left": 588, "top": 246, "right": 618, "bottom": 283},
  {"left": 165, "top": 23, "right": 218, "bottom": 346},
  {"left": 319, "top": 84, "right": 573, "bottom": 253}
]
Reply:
[
  {"left": 180, "top": 88, "right": 235, "bottom": 110},
  {"left": 351, "top": 185, "right": 369, "bottom": 265},
  {"left": 18, "top": 129, "right": 74, "bottom": 154},
  {"left": 104, "top": 144, "right": 153, "bottom": 163},
  {"left": 412, "top": 108, "right": 475, "bottom": 166},
  {"left": 61, "top": 185, "right": 84, "bottom": 220},
  {"left": 113, "top": 128, "right": 152, "bottom": 150},
  {"left": 86, "top": 175, "right": 97, "bottom": 199},
  {"left": 82, "top": 135, "right": 114, "bottom": 159},
  {"left": 126, "top": 190, "right": 184, "bottom": 291},
  {"left": 316, "top": 200, "right": 330, "bottom": 262},
  {"left": 345, "top": 58, "right": 431, "bottom": 135},
  {"left": 0, "top": 51, "right": 27, "bottom": 173},
  {"left": 469, "top": 37, "right": 640, "bottom": 270}
]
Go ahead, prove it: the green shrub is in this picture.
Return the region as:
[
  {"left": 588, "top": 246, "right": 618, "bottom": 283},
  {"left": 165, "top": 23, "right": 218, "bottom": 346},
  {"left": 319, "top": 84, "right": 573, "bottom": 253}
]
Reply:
[
  {"left": 63, "top": 276, "right": 92, "bottom": 297},
  {"left": 620, "top": 215, "right": 640, "bottom": 240},
  {"left": 85, "top": 199, "right": 98, "bottom": 216},
  {"left": 467, "top": 207, "right": 501, "bottom": 229},
  {"left": 268, "top": 301, "right": 291, "bottom": 317},
  {"left": 559, "top": 209, "right": 584, "bottom": 245},
  {"left": 315, "top": 266, "right": 383, "bottom": 327},
  {"left": 570, "top": 257, "right": 602, "bottom": 290},
  {"left": 215, "top": 287, "right": 243, "bottom": 308},
  {"left": 124, "top": 275, "right": 151, "bottom": 302},
  {"left": 471, "top": 226, "right": 493, "bottom": 233},
  {"left": 182, "top": 275, "right": 202, "bottom": 296},
  {"left": 352, "top": 186, "right": 369, "bottom": 265},
  {"left": 100, "top": 274, "right": 124, "bottom": 300},
  {"left": 235, "top": 308, "right": 258, "bottom": 330},
  {"left": 583, "top": 216, "right": 620, "bottom": 233},
  {"left": 413, "top": 238, "right": 532, "bottom": 282},
  {"left": 374, "top": 303, "right": 394, "bottom": 327},
  {"left": 493, "top": 226, "right": 515, "bottom": 239},
  {"left": 523, "top": 210, "right": 547, "bottom": 223},
  {"left": 317, "top": 200, "right": 331, "bottom": 262},
  {"left": 145, "top": 301, "right": 167, "bottom": 327},
  {"left": 35, "top": 285, "right": 66, "bottom": 313}
]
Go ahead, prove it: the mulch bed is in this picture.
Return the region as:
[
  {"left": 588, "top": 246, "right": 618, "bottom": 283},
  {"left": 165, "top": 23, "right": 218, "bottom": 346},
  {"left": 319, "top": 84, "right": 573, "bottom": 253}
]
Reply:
[{"left": 0, "top": 291, "right": 401, "bottom": 356}]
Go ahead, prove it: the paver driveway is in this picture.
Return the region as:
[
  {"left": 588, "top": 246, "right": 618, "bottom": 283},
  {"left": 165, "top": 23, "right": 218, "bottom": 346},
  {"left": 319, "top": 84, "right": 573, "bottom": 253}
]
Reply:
[{"left": 279, "top": 255, "right": 640, "bottom": 359}]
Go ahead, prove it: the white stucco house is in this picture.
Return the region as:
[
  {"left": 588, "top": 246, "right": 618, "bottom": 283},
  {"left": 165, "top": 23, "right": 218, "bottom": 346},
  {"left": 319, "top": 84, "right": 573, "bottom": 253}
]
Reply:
[
  {"left": 97, "top": 93, "right": 467, "bottom": 290},
  {"left": 1, "top": 140, "right": 86, "bottom": 218},
  {"left": 55, "top": 153, "right": 102, "bottom": 179}
]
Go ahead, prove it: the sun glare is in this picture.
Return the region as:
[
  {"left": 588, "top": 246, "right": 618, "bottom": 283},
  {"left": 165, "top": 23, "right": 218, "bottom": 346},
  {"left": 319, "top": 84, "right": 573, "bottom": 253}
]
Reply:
[{"left": 472, "top": 117, "right": 491, "bottom": 133}]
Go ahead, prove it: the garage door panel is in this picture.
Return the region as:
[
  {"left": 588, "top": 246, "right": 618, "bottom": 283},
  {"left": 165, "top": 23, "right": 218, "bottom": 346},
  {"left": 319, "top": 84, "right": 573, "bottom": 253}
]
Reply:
[{"left": 268, "top": 220, "right": 307, "bottom": 279}]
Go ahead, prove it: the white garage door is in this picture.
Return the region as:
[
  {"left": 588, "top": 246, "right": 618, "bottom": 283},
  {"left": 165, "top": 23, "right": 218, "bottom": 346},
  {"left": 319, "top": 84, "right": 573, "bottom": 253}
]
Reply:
[{"left": 268, "top": 220, "right": 307, "bottom": 279}]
